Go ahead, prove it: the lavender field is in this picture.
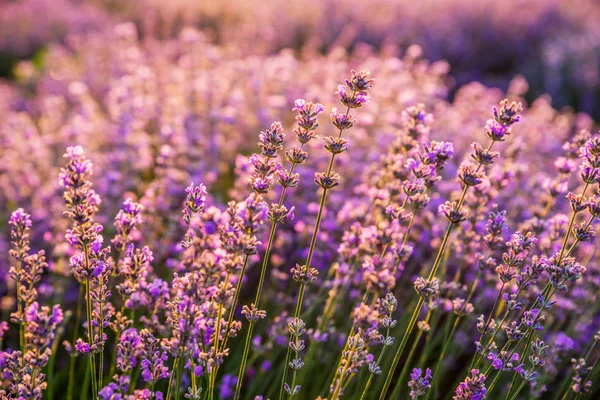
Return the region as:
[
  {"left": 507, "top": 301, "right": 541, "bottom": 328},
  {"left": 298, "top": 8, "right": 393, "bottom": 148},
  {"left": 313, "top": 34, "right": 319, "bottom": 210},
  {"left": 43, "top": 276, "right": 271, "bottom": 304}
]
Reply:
[{"left": 1, "top": 1, "right": 600, "bottom": 399}]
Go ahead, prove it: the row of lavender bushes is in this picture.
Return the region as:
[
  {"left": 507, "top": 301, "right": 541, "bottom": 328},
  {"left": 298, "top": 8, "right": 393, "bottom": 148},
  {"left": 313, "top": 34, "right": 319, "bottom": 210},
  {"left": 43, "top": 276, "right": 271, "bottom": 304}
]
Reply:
[
  {"left": 2, "top": 1, "right": 600, "bottom": 117},
  {"left": 1, "top": 23, "right": 600, "bottom": 400}
]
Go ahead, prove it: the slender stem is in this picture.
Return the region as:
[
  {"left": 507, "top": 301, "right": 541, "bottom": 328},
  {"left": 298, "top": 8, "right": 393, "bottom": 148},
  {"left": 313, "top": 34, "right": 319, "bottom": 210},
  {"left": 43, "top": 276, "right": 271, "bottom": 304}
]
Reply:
[
  {"left": 325, "top": 239, "right": 392, "bottom": 394},
  {"left": 219, "top": 255, "right": 250, "bottom": 354},
  {"left": 47, "top": 311, "right": 68, "bottom": 400},
  {"left": 254, "top": 223, "right": 277, "bottom": 309},
  {"left": 209, "top": 272, "right": 229, "bottom": 400},
  {"left": 487, "top": 369, "right": 504, "bottom": 394},
  {"left": 128, "top": 364, "right": 142, "bottom": 395},
  {"left": 394, "top": 190, "right": 427, "bottom": 276},
  {"left": 379, "top": 220, "right": 455, "bottom": 400},
  {"left": 508, "top": 379, "right": 527, "bottom": 400},
  {"left": 331, "top": 328, "right": 362, "bottom": 400},
  {"left": 86, "top": 279, "right": 98, "bottom": 400},
  {"left": 16, "top": 259, "right": 25, "bottom": 355},
  {"left": 578, "top": 353, "right": 600, "bottom": 399},
  {"left": 429, "top": 273, "right": 481, "bottom": 399},
  {"left": 379, "top": 296, "right": 424, "bottom": 400},
  {"left": 67, "top": 285, "right": 84, "bottom": 400},
  {"left": 235, "top": 223, "right": 277, "bottom": 397},
  {"left": 98, "top": 297, "right": 104, "bottom": 391},
  {"left": 190, "top": 358, "right": 198, "bottom": 395},
  {"left": 108, "top": 332, "right": 119, "bottom": 381},
  {"left": 235, "top": 321, "right": 255, "bottom": 400},
  {"left": 360, "top": 325, "right": 391, "bottom": 400},
  {"left": 505, "top": 330, "right": 533, "bottom": 398},
  {"left": 288, "top": 332, "right": 301, "bottom": 400},
  {"left": 166, "top": 355, "right": 180, "bottom": 400},
  {"left": 233, "top": 139, "right": 311, "bottom": 397},
  {"left": 280, "top": 173, "right": 336, "bottom": 399},
  {"left": 175, "top": 355, "right": 184, "bottom": 400},
  {"left": 81, "top": 361, "right": 91, "bottom": 400},
  {"left": 392, "top": 310, "right": 433, "bottom": 398},
  {"left": 470, "top": 282, "right": 507, "bottom": 369},
  {"left": 280, "top": 282, "right": 307, "bottom": 400}
]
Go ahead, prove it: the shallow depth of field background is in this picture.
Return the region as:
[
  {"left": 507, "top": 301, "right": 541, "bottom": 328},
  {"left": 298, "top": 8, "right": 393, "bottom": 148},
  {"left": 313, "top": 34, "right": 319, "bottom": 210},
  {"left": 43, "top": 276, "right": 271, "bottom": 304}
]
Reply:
[{"left": 2, "top": 0, "right": 600, "bottom": 116}]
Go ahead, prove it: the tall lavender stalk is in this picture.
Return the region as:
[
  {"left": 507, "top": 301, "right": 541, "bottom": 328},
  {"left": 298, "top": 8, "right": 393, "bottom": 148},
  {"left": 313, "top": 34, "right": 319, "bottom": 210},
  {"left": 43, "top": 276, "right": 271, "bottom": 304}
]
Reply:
[
  {"left": 234, "top": 116, "right": 312, "bottom": 399},
  {"left": 280, "top": 70, "right": 373, "bottom": 400},
  {"left": 232, "top": 100, "right": 324, "bottom": 398},
  {"left": 379, "top": 99, "right": 523, "bottom": 399},
  {"left": 59, "top": 146, "right": 105, "bottom": 400}
]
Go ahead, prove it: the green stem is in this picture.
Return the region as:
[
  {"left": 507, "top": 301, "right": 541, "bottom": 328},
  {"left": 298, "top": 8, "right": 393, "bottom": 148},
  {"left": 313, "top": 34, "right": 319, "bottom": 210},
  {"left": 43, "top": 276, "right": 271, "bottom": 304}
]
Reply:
[
  {"left": 508, "top": 379, "right": 527, "bottom": 400},
  {"left": 487, "top": 369, "right": 504, "bottom": 395},
  {"left": 379, "top": 204, "right": 461, "bottom": 400},
  {"left": 166, "top": 355, "right": 180, "bottom": 400},
  {"left": 67, "top": 285, "right": 85, "bottom": 400},
  {"left": 16, "top": 259, "right": 25, "bottom": 356},
  {"left": 470, "top": 282, "right": 507, "bottom": 370},
  {"left": 235, "top": 222, "right": 277, "bottom": 397},
  {"left": 379, "top": 296, "right": 424, "bottom": 400},
  {"left": 82, "top": 361, "right": 91, "bottom": 400},
  {"left": 392, "top": 310, "right": 432, "bottom": 398},
  {"left": 331, "top": 329, "right": 362, "bottom": 400},
  {"left": 505, "top": 330, "right": 533, "bottom": 398},
  {"left": 175, "top": 355, "right": 184, "bottom": 400},
  {"left": 579, "top": 354, "right": 600, "bottom": 398},
  {"left": 129, "top": 364, "right": 142, "bottom": 395},
  {"left": 209, "top": 273, "right": 229, "bottom": 400},
  {"left": 85, "top": 277, "right": 98, "bottom": 400},
  {"left": 280, "top": 181, "right": 334, "bottom": 399},
  {"left": 235, "top": 321, "right": 255, "bottom": 400},
  {"left": 429, "top": 273, "right": 480, "bottom": 399},
  {"left": 360, "top": 326, "right": 391, "bottom": 400},
  {"left": 219, "top": 255, "right": 249, "bottom": 354},
  {"left": 190, "top": 359, "right": 198, "bottom": 396},
  {"left": 108, "top": 332, "right": 119, "bottom": 382},
  {"left": 99, "top": 301, "right": 104, "bottom": 391},
  {"left": 47, "top": 312, "right": 68, "bottom": 400}
]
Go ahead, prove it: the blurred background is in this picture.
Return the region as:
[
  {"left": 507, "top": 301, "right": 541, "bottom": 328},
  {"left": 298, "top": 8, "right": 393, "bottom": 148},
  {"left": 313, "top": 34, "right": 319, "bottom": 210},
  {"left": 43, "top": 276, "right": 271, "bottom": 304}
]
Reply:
[{"left": 2, "top": 0, "right": 600, "bottom": 117}]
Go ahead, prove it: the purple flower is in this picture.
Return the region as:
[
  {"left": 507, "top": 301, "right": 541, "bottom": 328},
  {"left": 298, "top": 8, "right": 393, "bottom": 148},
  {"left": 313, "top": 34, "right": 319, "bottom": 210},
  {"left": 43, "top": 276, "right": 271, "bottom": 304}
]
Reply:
[
  {"left": 75, "top": 338, "right": 91, "bottom": 355},
  {"left": 454, "top": 369, "right": 487, "bottom": 400},
  {"left": 409, "top": 368, "right": 432, "bottom": 399}
]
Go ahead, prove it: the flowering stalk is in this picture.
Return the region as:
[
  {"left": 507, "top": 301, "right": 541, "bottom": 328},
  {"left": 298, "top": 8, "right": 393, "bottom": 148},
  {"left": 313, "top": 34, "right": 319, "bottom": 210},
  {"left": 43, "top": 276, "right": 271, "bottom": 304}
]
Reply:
[
  {"left": 8, "top": 208, "right": 32, "bottom": 356},
  {"left": 59, "top": 146, "right": 105, "bottom": 400},
  {"left": 235, "top": 111, "right": 317, "bottom": 398},
  {"left": 280, "top": 70, "right": 373, "bottom": 400},
  {"left": 359, "top": 293, "right": 398, "bottom": 400},
  {"left": 379, "top": 99, "right": 522, "bottom": 399}
]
